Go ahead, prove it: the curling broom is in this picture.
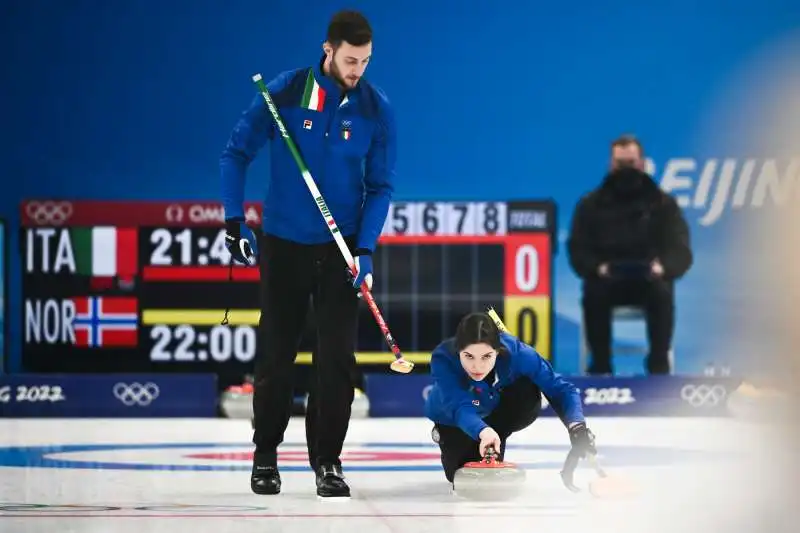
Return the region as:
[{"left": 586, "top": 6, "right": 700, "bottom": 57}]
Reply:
[{"left": 252, "top": 73, "right": 413, "bottom": 374}]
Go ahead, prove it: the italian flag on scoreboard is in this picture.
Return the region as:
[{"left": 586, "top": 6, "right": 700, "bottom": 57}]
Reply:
[
  {"left": 71, "top": 227, "right": 138, "bottom": 284},
  {"left": 71, "top": 296, "right": 138, "bottom": 348}
]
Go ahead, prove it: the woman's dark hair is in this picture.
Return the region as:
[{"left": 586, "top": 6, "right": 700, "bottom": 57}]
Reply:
[{"left": 454, "top": 312, "right": 504, "bottom": 353}]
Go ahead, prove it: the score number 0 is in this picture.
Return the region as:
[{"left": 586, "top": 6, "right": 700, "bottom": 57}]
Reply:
[{"left": 515, "top": 244, "right": 539, "bottom": 292}]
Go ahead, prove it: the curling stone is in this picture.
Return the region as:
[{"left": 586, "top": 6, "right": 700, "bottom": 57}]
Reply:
[
  {"left": 351, "top": 388, "right": 370, "bottom": 418},
  {"left": 452, "top": 446, "right": 526, "bottom": 500},
  {"left": 219, "top": 379, "right": 254, "bottom": 419}
]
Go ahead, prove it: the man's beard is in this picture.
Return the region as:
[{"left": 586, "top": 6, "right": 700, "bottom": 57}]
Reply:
[{"left": 330, "top": 59, "right": 359, "bottom": 89}]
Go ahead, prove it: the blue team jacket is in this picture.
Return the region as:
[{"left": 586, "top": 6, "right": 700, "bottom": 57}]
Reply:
[
  {"left": 424, "top": 333, "right": 585, "bottom": 440},
  {"left": 220, "top": 56, "right": 396, "bottom": 252}
]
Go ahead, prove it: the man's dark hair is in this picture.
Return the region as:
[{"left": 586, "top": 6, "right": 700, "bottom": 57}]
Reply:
[
  {"left": 611, "top": 134, "right": 644, "bottom": 158},
  {"left": 454, "top": 312, "right": 505, "bottom": 353},
  {"left": 326, "top": 10, "right": 372, "bottom": 47}
]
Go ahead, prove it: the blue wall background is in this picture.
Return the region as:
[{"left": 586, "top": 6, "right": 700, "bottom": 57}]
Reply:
[{"left": 3, "top": 0, "right": 800, "bottom": 375}]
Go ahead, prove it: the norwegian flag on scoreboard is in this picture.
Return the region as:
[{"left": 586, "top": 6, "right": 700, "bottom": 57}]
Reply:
[{"left": 71, "top": 296, "right": 138, "bottom": 347}]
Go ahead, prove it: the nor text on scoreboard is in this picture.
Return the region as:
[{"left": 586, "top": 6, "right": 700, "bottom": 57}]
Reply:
[{"left": 19, "top": 199, "right": 556, "bottom": 380}]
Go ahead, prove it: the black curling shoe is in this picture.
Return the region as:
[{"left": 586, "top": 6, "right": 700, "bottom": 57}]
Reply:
[
  {"left": 251, "top": 464, "right": 281, "bottom": 495},
  {"left": 315, "top": 463, "right": 350, "bottom": 498}
]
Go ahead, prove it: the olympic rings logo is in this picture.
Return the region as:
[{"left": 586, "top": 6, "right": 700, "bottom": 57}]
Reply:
[
  {"left": 25, "top": 201, "right": 74, "bottom": 225},
  {"left": 680, "top": 384, "right": 727, "bottom": 407},
  {"left": 113, "top": 382, "right": 160, "bottom": 407}
]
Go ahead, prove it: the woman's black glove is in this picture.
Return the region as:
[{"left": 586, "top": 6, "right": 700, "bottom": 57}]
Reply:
[{"left": 568, "top": 422, "right": 597, "bottom": 458}]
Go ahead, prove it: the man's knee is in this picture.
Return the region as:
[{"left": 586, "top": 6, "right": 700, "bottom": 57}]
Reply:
[
  {"left": 582, "top": 280, "right": 611, "bottom": 308},
  {"left": 646, "top": 279, "right": 674, "bottom": 307}
]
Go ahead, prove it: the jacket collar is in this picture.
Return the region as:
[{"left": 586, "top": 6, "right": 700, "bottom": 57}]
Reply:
[
  {"left": 312, "top": 54, "right": 358, "bottom": 105},
  {"left": 599, "top": 168, "right": 660, "bottom": 197}
]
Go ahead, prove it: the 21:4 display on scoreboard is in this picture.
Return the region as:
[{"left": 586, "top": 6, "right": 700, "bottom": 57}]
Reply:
[{"left": 147, "top": 228, "right": 232, "bottom": 266}]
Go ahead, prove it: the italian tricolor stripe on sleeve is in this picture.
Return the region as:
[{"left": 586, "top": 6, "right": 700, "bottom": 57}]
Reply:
[
  {"left": 71, "top": 227, "right": 138, "bottom": 281},
  {"left": 300, "top": 70, "right": 326, "bottom": 112}
]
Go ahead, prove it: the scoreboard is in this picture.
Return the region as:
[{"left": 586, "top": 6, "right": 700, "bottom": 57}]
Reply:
[{"left": 20, "top": 199, "right": 555, "bottom": 388}]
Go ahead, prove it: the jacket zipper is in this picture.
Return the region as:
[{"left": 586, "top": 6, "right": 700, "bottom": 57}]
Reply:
[{"left": 321, "top": 93, "right": 338, "bottom": 184}]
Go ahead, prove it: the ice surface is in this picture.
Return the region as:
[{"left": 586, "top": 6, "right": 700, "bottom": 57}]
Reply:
[{"left": 0, "top": 415, "right": 781, "bottom": 533}]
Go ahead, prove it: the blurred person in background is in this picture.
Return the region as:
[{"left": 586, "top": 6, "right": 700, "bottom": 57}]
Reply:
[{"left": 567, "top": 135, "right": 693, "bottom": 375}]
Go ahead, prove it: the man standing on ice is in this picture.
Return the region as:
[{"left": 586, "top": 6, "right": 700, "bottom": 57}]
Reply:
[{"left": 219, "top": 10, "right": 396, "bottom": 498}]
